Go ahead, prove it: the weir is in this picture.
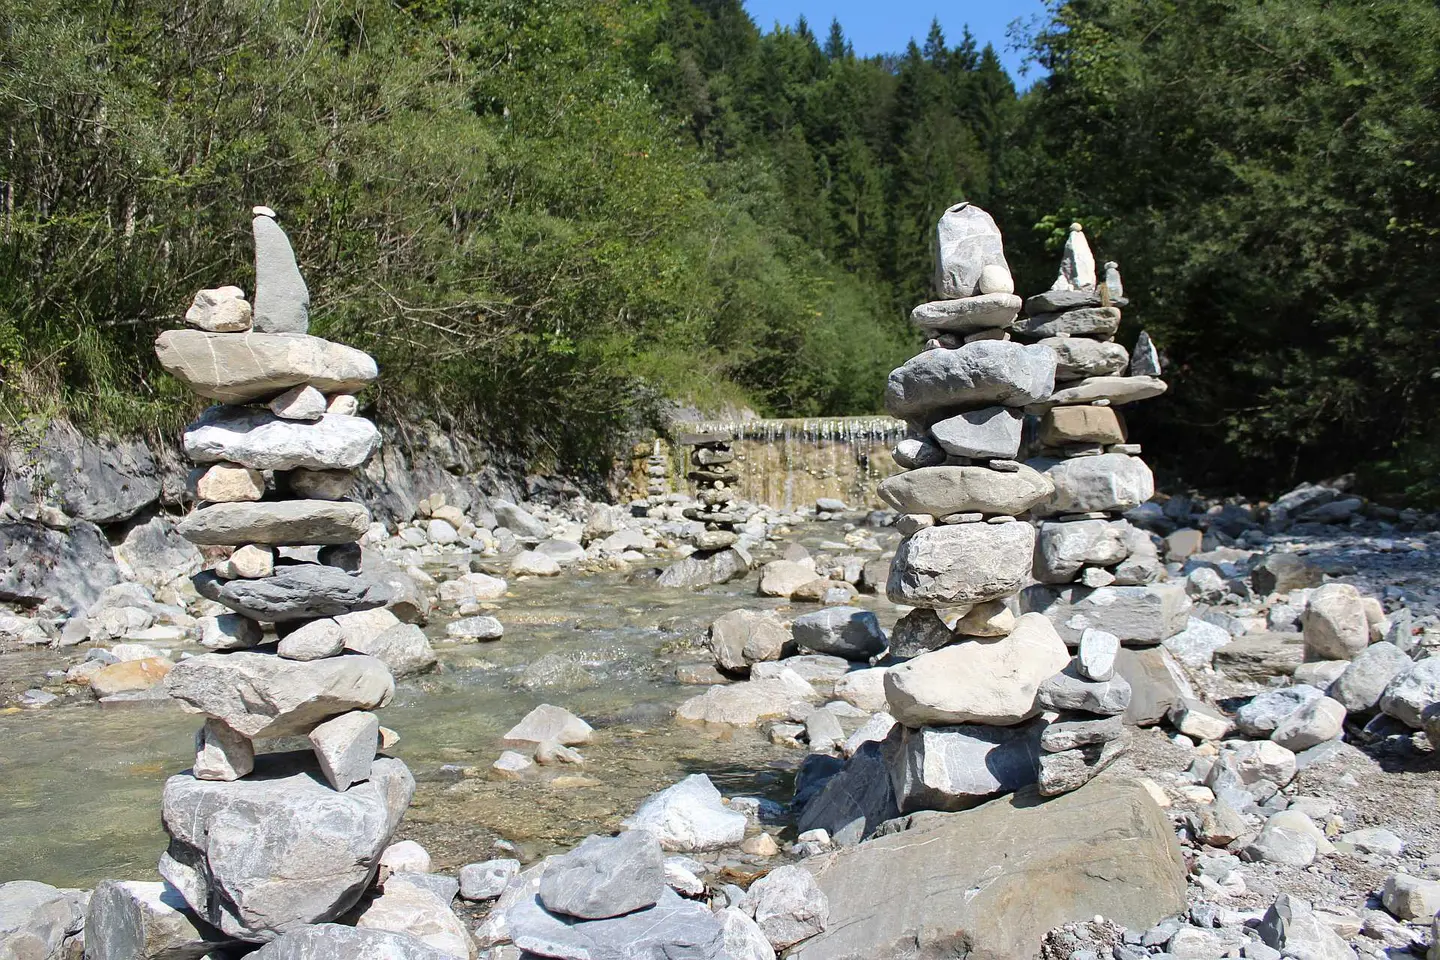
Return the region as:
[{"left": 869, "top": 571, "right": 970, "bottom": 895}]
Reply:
[{"left": 661, "top": 415, "right": 909, "bottom": 510}]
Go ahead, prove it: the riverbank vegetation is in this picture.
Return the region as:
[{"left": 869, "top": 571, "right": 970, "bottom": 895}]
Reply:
[{"left": 2, "top": 0, "right": 1437, "bottom": 498}]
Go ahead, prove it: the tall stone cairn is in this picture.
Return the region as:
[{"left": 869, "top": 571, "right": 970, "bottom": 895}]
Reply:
[
  {"left": 150, "top": 207, "right": 416, "bottom": 944},
  {"left": 875, "top": 202, "right": 1070, "bottom": 813},
  {"left": 680, "top": 429, "right": 743, "bottom": 547}
]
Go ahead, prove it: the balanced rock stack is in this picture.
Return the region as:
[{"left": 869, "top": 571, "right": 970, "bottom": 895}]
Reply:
[
  {"left": 643, "top": 440, "right": 669, "bottom": 498},
  {"left": 874, "top": 202, "right": 1076, "bottom": 812},
  {"left": 149, "top": 207, "right": 417, "bottom": 944},
  {"left": 680, "top": 429, "right": 743, "bottom": 546}
]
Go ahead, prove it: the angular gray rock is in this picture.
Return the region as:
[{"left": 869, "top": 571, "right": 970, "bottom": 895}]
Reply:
[
  {"left": 1039, "top": 714, "right": 1124, "bottom": 752},
  {"left": 877, "top": 464, "right": 1053, "bottom": 517},
  {"left": 0, "top": 880, "right": 76, "bottom": 960},
  {"left": 887, "top": 522, "right": 1036, "bottom": 608},
  {"left": 1034, "top": 519, "right": 1128, "bottom": 583},
  {"left": 797, "top": 739, "right": 898, "bottom": 842},
  {"left": 165, "top": 651, "right": 394, "bottom": 738},
  {"left": 1037, "top": 736, "right": 1127, "bottom": 796},
  {"left": 709, "top": 608, "right": 788, "bottom": 673},
  {"left": 1020, "top": 583, "right": 1191, "bottom": 645},
  {"left": 503, "top": 704, "right": 593, "bottom": 747},
  {"left": 194, "top": 565, "right": 394, "bottom": 622},
  {"left": 1024, "top": 289, "right": 1122, "bottom": 314},
  {"left": 184, "top": 407, "right": 380, "bottom": 472},
  {"left": 459, "top": 860, "right": 520, "bottom": 901},
  {"left": 789, "top": 781, "right": 1186, "bottom": 960},
  {"left": 155, "top": 330, "right": 377, "bottom": 404},
  {"left": 929, "top": 406, "right": 1024, "bottom": 459},
  {"left": 251, "top": 212, "right": 310, "bottom": 334},
  {"left": 345, "top": 623, "right": 438, "bottom": 678},
  {"left": 1029, "top": 454, "right": 1155, "bottom": 517},
  {"left": 0, "top": 519, "right": 121, "bottom": 611},
  {"left": 249, "top": 923, "right": 455, "bottom": 959},
  {"left": 1114, "top": 646, "right": 1193, "bottom": 726},
  {"left": 739, "top": 864, "right": 829, "bottom": 951},
  {"left": 185, "top": 285, "right": 252, "bottom": 332},
  {"left": 933, "top": 202, "right": 1010, "bottom": 299},
  {"left": 506, "top": 886, "right": 727, "bottom": 960},
  {"left": 1301, "top": 582, "right": 1371, "bottom": 660},
  {"left": 887, "top": 607, "right": 955, "bottom": 659},
  {"left": 178, "top": 500, "right": 370, "bottom": 546},
  {"left": 309, "top": 711, "right": 379, "bottom": 791},
  {"left": 884, "top": 341, "right": 1056, "bottom": 422},
  {"left": 85, "top": 879, "right": 232, "bottom": 960},
  {"left": 115, "top": 515, "right": 204, "bottom": 585},
  {"left": 1379, "top": 657, "right": 1440, "bottom": 728},
  {"left": 492, "top": 500, "right": 547, "bottom": 539},
  {"left": 194, "top": 717, "right": 255, "bottom": 781},
  {"left": 159, "top": 753, "right": 414, "bottom": 941},
  {"left": 1036, "top": 664, "right": 1132, "bottom": 716},
  {"left": 539, "top": 830, "right": 665, "bottom": 920},
  {"left": 1271, "top": 696, "right": 1346, "bottom": 751},
  {"left": 1039, "top": 337, "right": 1130, "bottom": 381},
  {"left": 1234, "top": 686, "right": 1324, "bottom": 737},
  {"left": 277, "top": 618, "right": 346, "bottom": 660},
  {"left": 910, "top": 293, "right": 1021, "bottom": 332},
  {"left": 1256, "top": 895, "right": 1357, "bottom": 960},
  {"left": 1130, "top": 331, "right": 1161, "bottom": 377},
  {"left": 791, "top": 607, "right": 885, "bottom": 660},
  {"left": 621, "top": 774, "right": 747, "bottom": 852},
  {"left": 1013, "top": 306, "right": 1120, "bottom": 339},
  {"left": 888, "top": 721, "right": 1044, "bottom": 812},
  {"left": 3, "top": 419, "right": 160, "bottom": 524},
  {"left": 1330, "top": 641, "right": 1412, "bottom": 713}
]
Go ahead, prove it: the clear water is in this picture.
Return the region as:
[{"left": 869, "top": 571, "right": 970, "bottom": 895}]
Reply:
[{"left": 0, "top": 523, "right": 900, "bottom": 887}]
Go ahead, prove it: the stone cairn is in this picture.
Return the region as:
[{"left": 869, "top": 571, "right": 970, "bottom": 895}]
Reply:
[
  {"left": 680, "top": 428, "right": 743, "bottom": 549},
  {"left": 643, "top": 439, "right": 669, "bottom": 498},
  {"left": 149, "top": 206, "right": 417, "bottom": 945}
]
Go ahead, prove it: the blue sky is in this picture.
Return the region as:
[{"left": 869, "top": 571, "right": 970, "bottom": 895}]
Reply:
[{"left": 742, "top": 0, "right": 1049, "bottom": 81}]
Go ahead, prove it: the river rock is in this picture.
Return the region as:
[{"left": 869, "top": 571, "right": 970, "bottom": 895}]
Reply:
[
  {"left": 248, "top": 923, "right": 455, "bottom": 959},
  {"left": 0, "top": 880, "right": 77, "bottom": 960},
  {"left": 929, "top": 406, "right": 1024, "bottom": 459},
  {"left": 348, "top": 877, "right": 471, "bottom": 960},
  {"left": 796, "top": 739, "right": 898, "bottom": 842},
  {"left": 888, "top": 721, "right": 1044, "bottom": 812},
  {"left": 1036, "top": 664, "right": 1132, "bottom": 715},
  {"left": 90, "top": 656, "right": 173, "bottom": 697},
  {"left": 251, "top": 212, "right": 310, "bottom": 333},
  {"left": 1039, "top": 714, "right": 1124, "bottom": 752},
  {"left": 1381, "top": 874, "right": 1440, "bottom": 921},
  {"left": 1021, "top": 582, "right": 1190, "bottom": 646},
  {"left": 1271, "top": 696, "right": 1346, "bottom": 751},
  {"left": 340, "top": 622, "right": 436, "bottom": 677},
  {"left": 159, "top": 752, "right": 414, "bottom": 940},
  {"left": 710, "top": 608, "right": 788, "bottom": 672},
  {"left": 1161, "top": 616, "right": 1233, "bottom": 668},
  {"left": 179, "top": 500, "right": 370, "bottom": 546},
  {"left": 891, "top": 436, "right": 946, "bottom": 469},
  {"left": 269, "top": 384, "right": 327, "bottom": 421},
  {"left": 1251, "top": 552, "right": 1323, "bottom": 595},
  {"left": 1379, "top": 657, "right": 1440, "bottom": 728},
  {"left": 676, "top": 670, "right": 819, "bottom": 726},
  {"left": 165, "top": 651, "right": 394, "bottom": 738},
  {"left": 888, "top": 607, "right": 955, "bottom": 658},
  {"left": 1037, "top": 736, "right": 1127, "bottom": 796},
  {"left": 1234, "top": 686, "right": 1324, "bottom": 737},
  {"left": 887, "top": 522, "right": 1035, "bottom": 608},
  {"left": 622, "top": 774, "right": 747, "bottom": 851},
  {"left": 446, "top": 615, "right": 503, "bottom": 641},
  {"left": 1034, "top": 519, "right": 1128, "bottom": 583},
  {"left": 1256, "top": 895, "right": 1357, "bottom": 960},
  {"left": 1077, "top": 628, "right": 1119, "bottom": 681},
  {"left": 185, "top": 285, "right": 252, "bottom": 332},
  {"left": 0, "top": 519, "right": 121, "bottom": 611},
  {"left": 85, "top": 879, "right": 232, "bottom": 960},
  {"left": 1024, "top": 289, "right": 1123, "bottom": 314},
  {"left": 884, "top": 613, "right": 1069, "bottom": 726},
  {"left": 739, "top": 865, "right": 829, "bottom": 951},
  {"left": 1114, "top": 646, "right": 1193, "bottom": 726},
  {"left": 309, "top": 711, "right": 379, "bottom": 791},
  {"left": 832, "top": 668, "right": 889, "bottom": 713},
  {"left": 884, "top": 341, "right": 1056, "bottom": 422},
  {"left": 1042, "top": 375, "right": 1168, "bottom": 407},
  {"left": 1029, "top": 454, "right": 1154, "bottom": 517},
  {"left": 789, "top": 780, "right": 1186, "bottom": 960},
  {"left": 877, "top": 464, "right": 1053, "bottom": 517},
  {"left": 1038, "top": 405, "right": 1126, "bottom": 446},
  {"left": 492, "top": 500, "right": 547, "bottom": 539},
  {"left": 1302, "top": 582, "right": 1371, "bottom": 660},
  {"left": 185, "top": 407, "right": 380, "bottom": 472},
  {"left": 1243, "top": 812, "right": 1322, "bottom": 867},
  {"left": 1213, "top": 631, "right": 1306, "bottom": 680},
  {"left": 1038, "top": 337, "right": 1130, "bottom": 381},
  {"left": 1331, "top": 641, "right": 1411, "bottom": 712},
  {"left": 933, "top": 202, "right": 1010, "bottom": 299},
  {"left": 154, "top": 330, "right": 377, "bottom": 404},
  {"left": 277, "top": 618, "right": 345, "bottom": 660},
  {"left": 195, "top": 718, "right": 255, "bottom": 781},
  {"left": 459, "top": 860, "right": 520, "bottom": 901},
  {"left": 288, "top": 468, "right": 354, "bottom": 501},
  {"left": 194, "top": 565, "right": 394, "bottom": 622},
  {"left": 791, "top": 607, "right": 885, "bottom": 660},
  {"left": 539, "top": 830, "right": 664, "bottom": 920},
  {"left": 1014, "top": 306, "right": 1120, "bottom": 339},
  {"left": 719, "top": 908, "right": 776, "bottom": 960},
  {"left": 503, "top": 704, "right": 593, "bottom": 748},
  {"left": 506, "top": 886, "right": 727, "bottom": 960},
  {"left": 910, "top": 293, "right": 1021, "bottom": 332}
]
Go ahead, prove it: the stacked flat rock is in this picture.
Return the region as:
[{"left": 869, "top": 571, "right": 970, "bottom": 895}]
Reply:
[
  {"left": 876, "top": 203, "right": 1071, "bottom": 813},
  {"left": 680, "top": 430, "right": 744, "bottom": 544},
  {"left": 643, "top": 440, "right": 669, "bottom": 498},
  {"left": 152, "top": 207, "right": 415, "bottom": 943}
]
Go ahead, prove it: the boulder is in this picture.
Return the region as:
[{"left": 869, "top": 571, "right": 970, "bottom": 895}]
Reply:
[
  {"left": 539, "top": 831, "right": 664, "bottom": 920},
  {"left": 1255, "top": 895, "right": 1357, "bottom": 960},
  {"left": 791, "top": 607, "right": 885, "bottom": 661},
  {"left": 1381, "top": 875, "right": 1440, "bottom": 921},
  {"left": 445, "top": 615, "right": 504, "bottom": 642},
  {"left": 503, "top": 704, "right": 593, "bottom": 748},
  {"left": 1302, "top": 583, "right": 1371, "bottom": 660},
  {"left": 1271, "top": 696, "right": 1346, "bottom": 751},
  {"left": 1379, "top": 657, "right": 1440, "bottom": 728},
  {"left": 1250, "top": 553, "right": 1323, "bottom": 596},
  {"left": 757, "top": 559, "right": 818, "bottom": 598},
  {"left": 248, "top": 923, "right": 455, "bottom": 959},
  {"left": 0, "top": 519, "right": 121, "bottom": 611},
  {"left": 164, "top": 651, "right": 394, "bottom": 738},
  {"left": 1114, "top": 647, "right": 1193, "bottom": 726},
  {"left": 740, "top": 865, "right": 829, "bottom": 951},
  {"left": 348, "top": 877, "right": 471, "bottom": 960},
  {"left": 1234, "top": 686, "right": 1324, "bottom": 737},
  {"left": 796, "top": 739, "right": 898, "bottom": 843},
  {"left": 718, "top": 908, "right": 776, "bottom": 960},
  {"left": 3, "top": 420, "right": 160, "bottom": 524},
  {"left": 676, "top": 671, "right": 819, "bottom": 726},
  {"left": 832, "top": 668, "right": 889, "bottom": 713},
  {"left": 159, "top": 752, "right": 414, "bottom": 941},
  {"left": 492, "top": 500, "right": 547, "bottom": 539},
  {"left": 184, "top": 407, "right": 379, "bottom": 472},
  {"left": 622, "top": 774, "right": 747, "bottom": 852},
  {"left": 888, "top": 522, "right": 1035, "bottom": 608},
  {"left": 933, "top": 202, "right": 1010, "bottom": 299},
  {"left": 0, "top": 880, "right": 77, "bottom": 960},
  {"left": 194, "top": 718, "right": 255, "bottom": 781},
  {"left": 790, "top": 780, "right": 1186, "bottom": 960},
  {"left": 709, "top": 609, "right": 788, "bottom": 672},
  {"left": 1028, "top": 454, "right": 1155, "bottom": 517},
  {"left": 505, "top": 886, "right": 727, "bottom": 960},
  {"left": 888, "top": 721, "right": 1044, "bottom": 812},
  {"left": 178, "top": 500, "right": 370, "bottom": 546},
  {"left": 155, "top": 330, "right": 376, "bottom": 404},
  {"left": 884, "top": 341, "right": 1056, "bottom": 422},
  {"left": 1020, "top": 583, "right": 1190, "bottom": 645},
  {"left": 1330, "top": 642, "right": 1412, "bottom": 713},
  {"left": 90, "top": 656, "right": 173, "bottom": 697},
  {"left": 877, "top": 465, "right": 1053, "bottom": 518},
  {"left": 929, "top": 407, "right": 1024, "bottom": 460},
  {"left": 85, "top": 879, "right": 232, "bottom": 960},
  {"left": 884, "top": 614, "right": 1069, "bottom": 726},
  {"left": 193, "top": 565, "right": 394, "bottom": 622}
]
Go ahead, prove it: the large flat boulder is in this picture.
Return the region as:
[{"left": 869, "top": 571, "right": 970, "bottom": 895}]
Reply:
[
  {"left": 184, "top": 407, "right": 380, "bottom": 472},
  {"left": 178, "top": 501, "right": 370, "bottom": 546},
  {"left": 790, "top": 779, "right": 1186, "bottom": 960},
  {"left": 887, "top": 522, "right": 1035, "bottom": 608},
  {"left": 164, "top": 651, "right": 394, "bottom": 738},
  {"left": 155, "top": 330, "right": 376, "bottom": 404},
  {"left": 194, "top": 565, "right": 394, "bottom": 622},
  {"left": 160, "top": 753, "right": 414, "bottom": 942},
  {"left": 877, "top": 465, "right": 1052, "bottom": 518},
  {"left": 884, "top": 341, "right": 1056, "bottom": 422}
]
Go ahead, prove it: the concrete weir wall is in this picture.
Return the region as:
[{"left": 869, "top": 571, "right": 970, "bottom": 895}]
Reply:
[{"left": 663, "top": 416, "right": 909, "bottom": 511}]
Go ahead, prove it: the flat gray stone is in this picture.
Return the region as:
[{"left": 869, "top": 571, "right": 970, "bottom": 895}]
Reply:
[
  {"left": 185, "top": 407, "right": 379, "bottom": 472},
  {"left": 792, "top": 607, "right": 885, "bottom": 661},
  {"left": 1042, "top": 376, "right": 1167, "bottom": 408},
  {"left": 1039, "top": 714, "right": 1124, "bottom": 752},
  {"left": 178, "top": 500, "right": 370, "bottom": 547},
  {"left": 155, "top": 330, "right": 376, "bottom": 404},
  {"left": 887, "top": 522, "right": 1035, "bottom": 608},
  {"left": 194, "top": 565, "right": 394, "bottom": 622},
  {"left": 1036, "top": 663, "right": 1132, "bottom": 715},
  {"left": 1034, "top": 519, "right": 1128, "bottom": 583},
  {"left": 1024, "top": 289, "right": 1126, "bottom": 314},
  {"left": 1014, "top": 306, "right": 1120, "bottom": 339},
  {"left": 539, "top": 831, "right": 665, "bottom": 920},
  {"left": 1037, "top": 736, "right": 1128, "bottom": 796},
  {"left": 1020, "top": 583, "right": 1191, "bottom": 645},
  {"left": 251, "top": 213, "right": 310, "bottom": 333},
  {"left": 1028, "top": 454, "right": 1155, "bottom": 517},
  {"left": 929, "top": 406, "right": 1023, "bottom": 459},
  {"left": 160, "top": 753, "right": 414, "bottom": 941},
  {"left": 910, "top": 294, "right": 1021, "bottom": 332},
  {"left": 249, "top": 923, "right": 454, "bottom": 959},
  {"left": 884, "top": 341, "right": 1056, "bottom": 422},
  {"left": 878, "top": 464, "right": 1053, "bottom": 518},
  {"left": 507, "top": 886, "right": 727, "bottom": 960},
  {"left": 164, "top": 651, "right": 394, "bottom": 738},
  {"left": 889, "top": 721, "right": 1044, "bottom": 813}
]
